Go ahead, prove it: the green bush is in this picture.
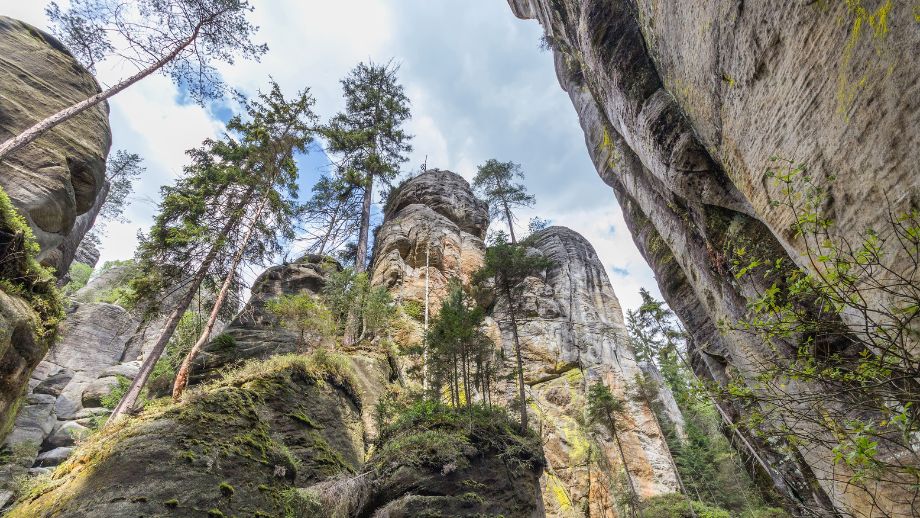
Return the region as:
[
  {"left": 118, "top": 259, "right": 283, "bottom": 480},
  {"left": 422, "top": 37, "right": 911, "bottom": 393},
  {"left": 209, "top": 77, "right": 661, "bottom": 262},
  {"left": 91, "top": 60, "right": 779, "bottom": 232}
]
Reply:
[
  {"left": 640, "top": 494, "right": 730, "bottom": 518},
  {"left": 0, "top": 185, "right": 64, "bottom": 343},
  {"left": 100, "top": 375, "right": 133, "bottom": 410},
  {"left": 62, "top": 262, "right": 93, "bottom": 295},
  {"left": 401, "top": 299, "right": 424, "bottom": 321},
  {"left": 266, "top": 293, "right": 335, "bottom": 349}
]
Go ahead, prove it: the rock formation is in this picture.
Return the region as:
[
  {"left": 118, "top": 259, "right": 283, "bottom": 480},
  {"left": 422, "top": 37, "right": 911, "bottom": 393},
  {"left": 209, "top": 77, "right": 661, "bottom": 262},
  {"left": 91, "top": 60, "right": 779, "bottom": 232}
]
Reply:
[
  {"left": 507, "top": 1, "right": 919, "bottom": 516},
  {"left": 491, "top": 226, "right": 679, "bottom": 516},
  {"left": 0, "top": 16, "right": 111, "bottom": 273},
  {"left": 372, "top": 169, "right": 489, "bottom": 310},
  {"left": 0, "top": 16, "right": 111, "bottom": 446}
]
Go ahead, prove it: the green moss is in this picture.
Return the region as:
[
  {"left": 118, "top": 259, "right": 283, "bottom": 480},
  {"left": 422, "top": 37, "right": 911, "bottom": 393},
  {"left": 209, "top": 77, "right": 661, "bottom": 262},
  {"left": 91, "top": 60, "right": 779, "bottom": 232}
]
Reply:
[
  {"left": 640, "top": 493, "right": 732, "bottom": 518},
  {"left": 218, "top": 481, "right": 234, "bottom": 498},
  {"left": 207, "top": 508, "right": 225, "bottom": 517},
  {"left": 163, "top": 499, "right": 179, "bottom": 508},
  {"left": 0, "top": 184, "right": 64, "bottom": 345}
]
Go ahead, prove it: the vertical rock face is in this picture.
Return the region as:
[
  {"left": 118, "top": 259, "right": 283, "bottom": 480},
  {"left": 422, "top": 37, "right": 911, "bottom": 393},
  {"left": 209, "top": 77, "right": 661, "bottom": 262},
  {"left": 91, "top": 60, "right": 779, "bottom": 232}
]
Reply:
[
  {"left": 507, "top": 1, "right": 919, "bottom": 516},
  {"left": 0, "top": 16, "right": 111, "bottom": 447},
  {"left": 0, "top": 16, "right": 111, "bottom": 272},
  {"left": 371, "top": 169, "right": 489, "bottom": 311},
  {"left": 492, "top": 226, "right": 678, "bottom": 516}
]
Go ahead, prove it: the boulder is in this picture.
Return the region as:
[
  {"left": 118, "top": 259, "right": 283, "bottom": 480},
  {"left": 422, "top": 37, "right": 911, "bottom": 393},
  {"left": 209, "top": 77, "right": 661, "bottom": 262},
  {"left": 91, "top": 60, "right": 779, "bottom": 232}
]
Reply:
[
  {"left": 0, "top": 16, "right": 111, "bottom": 270},
  {"left": 34, "top": 446, "right": 74, "bottom": 467},
  {"left": 80, "top": 376, "right": 119, "bottom": 408},
  {"left": 45, "top": 420, "right": 90, "bottom": 448}
]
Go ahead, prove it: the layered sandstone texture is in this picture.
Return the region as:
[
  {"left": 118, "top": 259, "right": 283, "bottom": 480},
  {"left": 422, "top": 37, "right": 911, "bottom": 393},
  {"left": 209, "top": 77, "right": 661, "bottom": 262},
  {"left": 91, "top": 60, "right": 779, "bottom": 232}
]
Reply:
[
  {"left": 0, "top": 16, "right": 110, "bottom": 447},
  {"left": 0, "top": 16, "right": 111, "bottom": 272},
  {"left": 491, "top": 226, "right": 679, "bottom": 517},
  {"left": 507, "top": 1, "right": 919, "bottom": 516}
]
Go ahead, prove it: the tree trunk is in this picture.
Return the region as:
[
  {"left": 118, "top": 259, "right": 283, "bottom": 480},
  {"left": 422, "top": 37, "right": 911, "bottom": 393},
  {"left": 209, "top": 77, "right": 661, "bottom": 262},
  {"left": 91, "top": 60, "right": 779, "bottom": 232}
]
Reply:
[
  {"left": 504, "top": 281, "right": 528, "bottom": 432},
  {"left": 502, "top": 200, "right": 517, "bottom": 244},
  {"left": 355, "top": 179, "right": 373, "bottom": 273},
  {"left": 0, "top": 23, "right": 204, "bottom": 163},
  {"left": 106, "top": 206, "right": 242, "bottom": 424},
  {"left": 172, "top": 192, "right": 271, "bottom": 400},
  {"left": 611, "top": 421, "right": 639, "bottom": 518}
]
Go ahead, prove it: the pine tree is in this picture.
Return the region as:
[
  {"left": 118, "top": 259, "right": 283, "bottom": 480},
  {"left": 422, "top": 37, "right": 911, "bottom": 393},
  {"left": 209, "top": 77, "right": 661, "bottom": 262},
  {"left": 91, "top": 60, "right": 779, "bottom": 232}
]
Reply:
[
  {"left": 586, "top": 381, "right": 639, "bottom": 518},
  {"left": 323, "top": 61, "right": 412, "bottom": 272},
  {"left": 0, "top": 0, "right": 266, "bottom": 162},
  {"left": 300, "top": 176, "right": 361, "bottom": 256},
  {"left": 473, "top": 159, "right": 535, "bottom": 244},
  {"left": 108, "top": 81, "right": 316, "bottom": 419},
  {"left": 473, "top": 234, "right": 552, "bottom": 431}
]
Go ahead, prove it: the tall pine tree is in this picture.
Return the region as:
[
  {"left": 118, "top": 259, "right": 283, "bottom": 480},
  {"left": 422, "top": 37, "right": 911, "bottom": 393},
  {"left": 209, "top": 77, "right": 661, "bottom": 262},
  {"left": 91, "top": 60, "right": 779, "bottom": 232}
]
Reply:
[{"left": 109, "top": 81, "right": 316, "bottom": 419}]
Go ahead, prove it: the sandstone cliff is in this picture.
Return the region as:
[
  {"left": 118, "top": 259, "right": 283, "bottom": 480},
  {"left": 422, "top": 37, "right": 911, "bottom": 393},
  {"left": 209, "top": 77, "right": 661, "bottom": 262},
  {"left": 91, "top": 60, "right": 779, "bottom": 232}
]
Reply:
[
  {"left": 0, "top": 16, "right": 111, "bottom": 446},
  {"left": 507, "top": 1, "right": 919, "bottom": 516},
  {"left": 490, "top": 226, "right": 679, "bottom": 516}
]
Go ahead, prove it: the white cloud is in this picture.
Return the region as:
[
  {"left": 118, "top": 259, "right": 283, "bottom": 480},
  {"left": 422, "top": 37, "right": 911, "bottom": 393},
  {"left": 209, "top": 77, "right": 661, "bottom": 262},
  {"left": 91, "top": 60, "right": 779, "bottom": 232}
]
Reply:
[{"left": 1, "top": 0, "right": 663, "bottom": 313}]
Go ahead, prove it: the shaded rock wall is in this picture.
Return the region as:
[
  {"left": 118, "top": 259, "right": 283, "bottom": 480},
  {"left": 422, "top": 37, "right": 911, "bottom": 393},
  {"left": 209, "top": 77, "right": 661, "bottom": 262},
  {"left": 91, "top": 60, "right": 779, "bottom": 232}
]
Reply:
[
  {"left": 0, "top": 16, "right": 111, "bottom": 273},
  {"left": 0, "top": 16, "right": 110, "bottom": 447},
  {"left": 491, "top": 226, "right": 678, "bottom": 516},
  {"left": 507, "top": 1, "right": 919, "bottom": 516}
]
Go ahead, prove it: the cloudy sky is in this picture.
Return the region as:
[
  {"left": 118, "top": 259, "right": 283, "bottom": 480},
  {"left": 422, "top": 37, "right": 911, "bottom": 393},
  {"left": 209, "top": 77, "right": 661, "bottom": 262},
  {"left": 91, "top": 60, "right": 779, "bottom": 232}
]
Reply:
[{"left": 2, "top": 0, "right": 660, "bottom": 312}]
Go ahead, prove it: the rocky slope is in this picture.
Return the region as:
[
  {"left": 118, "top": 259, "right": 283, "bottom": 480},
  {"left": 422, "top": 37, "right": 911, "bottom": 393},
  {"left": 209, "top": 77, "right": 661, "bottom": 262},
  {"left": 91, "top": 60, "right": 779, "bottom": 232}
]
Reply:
[
  {"left": 490, "top": 226, "right": 679, "bottom": 516},
  {"left": 507, "top": 1, "right": 919, "bottom": 516},
  {"left": 0, "top": 16, "right": 111, "bottom": 446}
]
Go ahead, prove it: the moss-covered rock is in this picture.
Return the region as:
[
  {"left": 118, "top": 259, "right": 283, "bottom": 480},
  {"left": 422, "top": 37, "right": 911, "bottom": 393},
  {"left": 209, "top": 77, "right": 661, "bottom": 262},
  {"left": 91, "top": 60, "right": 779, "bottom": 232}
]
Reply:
[
  {"left": 6, "top": 353, "right": 365, "bottom": 517},
  {"left": 355, "top": 402, "right": 546, "bottom": 517}
]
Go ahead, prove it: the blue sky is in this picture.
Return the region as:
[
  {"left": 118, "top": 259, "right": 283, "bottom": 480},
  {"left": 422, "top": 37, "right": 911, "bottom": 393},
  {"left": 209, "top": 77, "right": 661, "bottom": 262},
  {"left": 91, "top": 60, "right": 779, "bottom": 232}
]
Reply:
[{"left": 1, "top": 0, "right": 661, "bottom": 312}]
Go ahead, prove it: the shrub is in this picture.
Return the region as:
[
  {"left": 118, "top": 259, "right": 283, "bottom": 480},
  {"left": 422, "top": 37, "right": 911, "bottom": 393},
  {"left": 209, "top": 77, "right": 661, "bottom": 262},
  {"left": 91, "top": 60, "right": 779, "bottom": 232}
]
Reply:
[
  {"left": 62, "top": 262, "right": 93, "bottom": 295},
  {"left": 100, "top": 375, "right": 133, "bottom": 410},
  {"left": 266, "top": 293, "right": 336, "bottom": 349},
  {"left": 640, "top": 494, "right": 731, "bottom": 518}
]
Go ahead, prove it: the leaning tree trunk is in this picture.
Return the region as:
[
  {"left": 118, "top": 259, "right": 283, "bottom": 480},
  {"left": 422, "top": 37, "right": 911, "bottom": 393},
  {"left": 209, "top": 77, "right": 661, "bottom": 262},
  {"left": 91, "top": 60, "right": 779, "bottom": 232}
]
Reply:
[
  {"left": 172, "top": 192, "right": 272, "bottom": 400},
  {"left": 0, "top": 22, "right": 205, "bottom": 163},
  {"left": 502, "top": 200, "right": 517, "bottom": 244}
]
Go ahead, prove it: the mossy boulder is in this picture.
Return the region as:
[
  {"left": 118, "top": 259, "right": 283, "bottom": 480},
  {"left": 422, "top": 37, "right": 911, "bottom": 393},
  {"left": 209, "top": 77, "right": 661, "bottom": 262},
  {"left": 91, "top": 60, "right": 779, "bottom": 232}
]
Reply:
[{"left": 7, "top": 353, "right": 365, "bottom": 517}]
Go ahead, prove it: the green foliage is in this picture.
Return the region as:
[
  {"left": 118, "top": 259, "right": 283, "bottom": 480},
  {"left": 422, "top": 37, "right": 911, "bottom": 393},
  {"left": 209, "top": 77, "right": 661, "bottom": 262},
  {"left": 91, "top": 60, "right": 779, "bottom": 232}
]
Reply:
[
  {"left": 401, "top": 299, "right": 424, "bottom": 321},
  {"left": 426, "top": 282, "right": 495, "bottom": 408},
  {"left": 0, "top": 185, "right": 64, "bottom": 344},
  {"left": 725, "top": 159, "right": 920, "bottom": 496},
  {"left": 374, "top": 400, "right": 543, "bottom": 477},
  {"left": 100, "top": 375, "right": 133, "bottom": 410},
  {"left": 147, "top": 311, "right": 205, "bottom": 398},
  {"left": 628, "top": 289, "right": 783, "bottom": 515},
  {"left": 640, "top": 494, "right": 731, "bottom": 518},
  {"left": 586, "top": 381, "right": 626, "bottom": 433},
  {"left": 473, "top": 159, "right": 535, "bottom": 242},
  {"left": 321, "top": 267, "right": 393, "bottom": 342},
  {"left": 267, "top": 293, "right": 335, "bottom": 349},
  {"left": 62, "top": 262, "right": 93, "bottom": 296}
]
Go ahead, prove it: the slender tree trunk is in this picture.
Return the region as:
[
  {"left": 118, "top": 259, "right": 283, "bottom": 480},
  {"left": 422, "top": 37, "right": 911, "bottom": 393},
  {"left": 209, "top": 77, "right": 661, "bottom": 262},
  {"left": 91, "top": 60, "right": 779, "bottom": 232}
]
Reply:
[
  {"left": 355, "top": 179, "right": 373, "bottom": 273},
  {"left": 0, "top": 23, "right": 204, "bottom": 163},
  {"left": 106, "top": 210, "right": 238, "bottom": 424},
  {"left": 172, "top": 192, "right": 271, "bottom": 400},
  {"left": 502, "top": 200, "right": 517, "bottom": 244},
  {"left": 504, "top": 281, "right": 528, "bottom": 432},
  {"left": 610, "top": 421, "right": 639, "bottom": 518}
]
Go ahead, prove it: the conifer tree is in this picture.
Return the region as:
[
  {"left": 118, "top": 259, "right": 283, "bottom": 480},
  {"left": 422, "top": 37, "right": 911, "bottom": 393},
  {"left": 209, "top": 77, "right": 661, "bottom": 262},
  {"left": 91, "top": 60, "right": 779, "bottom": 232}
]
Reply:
[
  {"left": 474, "top": 233, "right": 552, "bottom": 431},
  {"left": 473, "top": 159, "right": 535, "bottom": 244},
  {"left": 323, "top": 61, "right": 412, "bottom": 272},
  {"left": 300, "top": 176, "right": 361, "bottom": 256},
  {"left": 0, "top": 0, "right": 266, "bottom": 162},
  {"left": 587, "top": 381, "right": 639, "bottom": 518},
  {"left": 108, "top": 81, "right": 316, "bottom": 419}
]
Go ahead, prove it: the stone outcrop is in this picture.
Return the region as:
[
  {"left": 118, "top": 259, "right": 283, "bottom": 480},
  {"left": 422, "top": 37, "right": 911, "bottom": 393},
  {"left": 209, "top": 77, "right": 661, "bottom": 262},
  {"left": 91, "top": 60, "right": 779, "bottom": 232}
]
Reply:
[
  {"left": 491, "top": 226, "right": 679, "bottom": 516},
  {"left": 507, "top": 1, "right": 919, "bottom": 516},
  {"left": 372, "top": 169, "right": 488, "bottom": 312},
  {"left": 0, "top": 16, "right": 111, "bottom": 273},
  {"left": 0, "top": 16, "right": 110, "bottom": 445}
]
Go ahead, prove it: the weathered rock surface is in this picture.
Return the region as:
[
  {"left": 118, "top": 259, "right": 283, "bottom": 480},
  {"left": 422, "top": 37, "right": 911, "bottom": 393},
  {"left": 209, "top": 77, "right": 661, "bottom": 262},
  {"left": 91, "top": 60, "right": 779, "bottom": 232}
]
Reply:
[
  {"left": 7, "top": 357, "right": 366, "bottom": 517},
  {"left": 372, "top": 169, "right": 488, "bottom": 312},
  {"left": 507, "top": 1, "right": 919, "bottom": 516},
  {"left": 0, "top": 15, "right": 110, "bottom": 445},
  {"left": 491, "top": 226, "right": 679, "bottom": 516},
  {"left": 0, "top": 16, "right": 111, "bottom": 272}
]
